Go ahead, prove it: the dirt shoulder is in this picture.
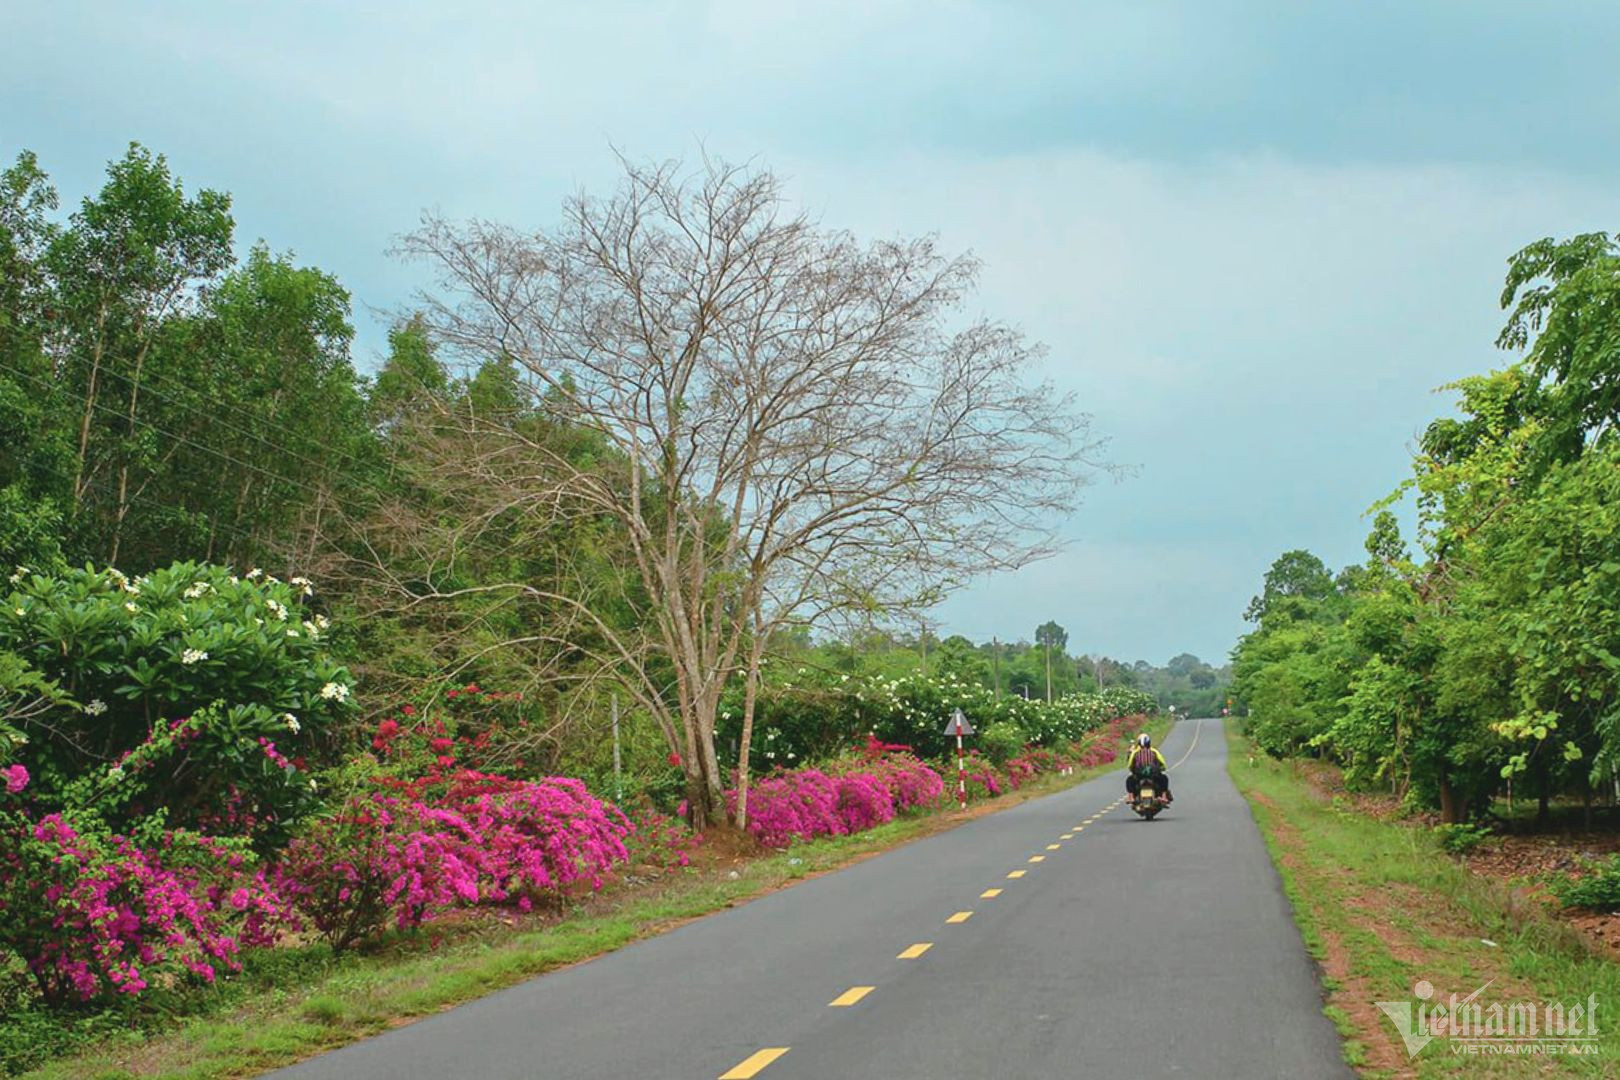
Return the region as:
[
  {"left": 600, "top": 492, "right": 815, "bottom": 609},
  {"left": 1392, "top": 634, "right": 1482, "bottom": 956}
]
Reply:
[{"left": 1228, "top": 727, "right": 1620, "bottom": 1078}]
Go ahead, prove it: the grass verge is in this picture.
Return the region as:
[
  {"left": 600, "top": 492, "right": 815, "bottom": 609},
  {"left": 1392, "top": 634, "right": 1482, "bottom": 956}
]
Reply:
[
  {"left": 18, "top": 724, "right": 1162, "bottom": 1080},
  {"left": 1227, "top": 724, "right": 1620, "bottom": 1078}
]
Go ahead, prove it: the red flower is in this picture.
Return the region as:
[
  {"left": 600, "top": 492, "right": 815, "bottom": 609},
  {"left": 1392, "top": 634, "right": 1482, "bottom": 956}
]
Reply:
[
  {"left": 667, "top": 752, "right": 682, "bottom": 767},
  {"left": 401, "top": 704, "right": 416, "bottom": 717},
  {"left": 372, "top": 718, "right": 401, "bottom": 752},
  {"left": 446, "top": 690, "right": 459, "bottom": 699}
]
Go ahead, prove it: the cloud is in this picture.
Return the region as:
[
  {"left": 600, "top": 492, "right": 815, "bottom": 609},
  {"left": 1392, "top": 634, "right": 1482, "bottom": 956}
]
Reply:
[{"left": 5, "top": 1, "right": 1618, "bottom": 661}]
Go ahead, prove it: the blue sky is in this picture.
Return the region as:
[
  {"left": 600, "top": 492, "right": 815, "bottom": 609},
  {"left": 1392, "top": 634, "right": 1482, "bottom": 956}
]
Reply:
[{"left": 6, "top": 1, "right": 1617, "bottom": 664}]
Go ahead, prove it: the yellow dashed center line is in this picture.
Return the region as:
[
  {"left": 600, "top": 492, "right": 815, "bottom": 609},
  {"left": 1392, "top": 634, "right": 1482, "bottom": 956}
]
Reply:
[
  {"left": 1007, "top": 869, "right": 1027, "bottom": 879},
  {"left": 829, "top": 986, "right": 874, "bottom": 1007},
  {"left": 1046, "top": 843, "right": 1061, "bottom": 850},
  {"left": 947, "top": 910, "right": 973, "bottom": 923},
  {"left": 1028, "top": 855, "right": 1046, "bottom": 863},
  {"left": 980, "top": 887, "right": 1003, "bottom": 898},
  {"left": 1060, "top": 833, "right": 1074, "bottom": 839},
  {"left": 721, "top": 1047, "right": 789, "bottom": 1078},
  {"left": 898, "top": 942, "right": 932, "bottom": 959}
]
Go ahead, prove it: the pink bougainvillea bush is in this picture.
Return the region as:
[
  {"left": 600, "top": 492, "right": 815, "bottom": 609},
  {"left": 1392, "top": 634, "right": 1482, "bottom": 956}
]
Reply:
[
  {"left": 727, "top": 751, "right": 946, "bottom": 847},
  {"left": 278, "top": 713, "right": 635, "bottom": 952},
  {"left": 730, "top": 768, "right": 846, "bottom": 848},
  {"left": 862, "top": 753, "right": 946, "bottom": 811},
  {"left": 0, "top": 784, "right": 292, "bottom": 1005},
  {"left": 833, "top": 773, "right": 896, "bottom": 833}
]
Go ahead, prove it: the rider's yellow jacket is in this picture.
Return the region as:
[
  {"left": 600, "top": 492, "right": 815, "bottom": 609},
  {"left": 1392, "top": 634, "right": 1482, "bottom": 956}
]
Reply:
[{"left": 1129, "top": 747, "right": 1167, "bottom": 773}]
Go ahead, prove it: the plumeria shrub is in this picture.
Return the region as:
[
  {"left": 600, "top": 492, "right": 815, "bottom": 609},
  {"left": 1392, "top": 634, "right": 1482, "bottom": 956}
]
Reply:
[
  {"left": 0, "top": 562, "right": 354, "bottom": 845},
  {"left": 718, "top": 668, "right": 1157, "bottom": 768}
]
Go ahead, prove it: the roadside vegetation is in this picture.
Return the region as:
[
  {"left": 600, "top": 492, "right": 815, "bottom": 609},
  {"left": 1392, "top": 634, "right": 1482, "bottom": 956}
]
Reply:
[
  {"left": 1231, "top": 726, "right": 1620, "bottom": 1076},
  {"left": 1229, "top": 232, "right": 1620, "bottom": 1073},
  {"left": 0, "top": 143, "right": 1190, "bottom": 1076}
]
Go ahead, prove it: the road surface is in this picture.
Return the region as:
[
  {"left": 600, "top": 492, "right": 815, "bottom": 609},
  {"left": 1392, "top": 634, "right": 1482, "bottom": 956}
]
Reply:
[{"left": 273, "top": 719, "right": 1348, "bottom": 1079}]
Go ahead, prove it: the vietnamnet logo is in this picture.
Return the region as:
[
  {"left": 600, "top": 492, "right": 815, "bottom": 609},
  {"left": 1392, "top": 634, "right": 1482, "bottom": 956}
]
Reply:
[{"left": 1376, "top": 979, "right": 1601, "bottom": 1058}]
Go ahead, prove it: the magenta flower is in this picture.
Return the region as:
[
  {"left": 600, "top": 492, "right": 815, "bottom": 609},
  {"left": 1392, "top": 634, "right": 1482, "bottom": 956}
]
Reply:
[{"left": 3, "top": 763, "right": 27, "bottom": 794}]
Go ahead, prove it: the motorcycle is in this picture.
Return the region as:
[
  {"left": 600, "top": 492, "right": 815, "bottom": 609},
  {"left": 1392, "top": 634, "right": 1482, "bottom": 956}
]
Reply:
[{"left": 1131, "top": 778, "right": 1167, "bottom": 820}]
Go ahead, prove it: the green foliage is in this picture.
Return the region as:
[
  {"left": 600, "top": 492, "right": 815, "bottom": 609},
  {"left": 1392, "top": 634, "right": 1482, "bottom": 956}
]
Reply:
[
  {"left": 1234, "top": 230, "right": 1620, "bottom": 823},
  {"left": 1550, "top": 856, "right": 1620, "bottom": 912},
  {"left": 1432, "top": 822, "right": 1492, "bottom": 856},
  {"left": 977, "top": 720, "right": 1027, "bottom": 765},
  {"left": 1, "top": 562, "right": 354, "bottom": 845},
  {"left": 717, "top": 665, "right": 1155, "bottom": 771}
]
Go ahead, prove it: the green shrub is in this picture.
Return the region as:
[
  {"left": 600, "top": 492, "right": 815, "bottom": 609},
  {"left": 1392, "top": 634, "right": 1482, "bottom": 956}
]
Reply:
[
  {"left": 1551, "top": 856, "right": 1620, "bottom": 912},
  {"left": 1, "top": 561, "right": 356, "bottom": 846},
  {"left": 977, "top": 720, "right": 1027, "bottom": 765},
  {"left": 1432, "top": 822, "right": 1492, "bottom": 855}
]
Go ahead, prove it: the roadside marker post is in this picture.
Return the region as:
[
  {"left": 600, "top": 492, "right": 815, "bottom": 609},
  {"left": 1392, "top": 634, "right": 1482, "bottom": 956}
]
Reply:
[{"left": 944, "top": 708, "right": 974, "bottom": 810}]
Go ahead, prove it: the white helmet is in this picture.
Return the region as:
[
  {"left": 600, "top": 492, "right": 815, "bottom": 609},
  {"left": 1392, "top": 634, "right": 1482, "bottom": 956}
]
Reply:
[{"left": 1137, "top": 734, "right": 1151, "bottom": 748}]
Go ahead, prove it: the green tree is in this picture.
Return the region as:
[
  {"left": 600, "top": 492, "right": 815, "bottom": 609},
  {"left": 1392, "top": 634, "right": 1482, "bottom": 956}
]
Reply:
[
  {"left": 1034, "top": 620, "right": 1067, "bottom": 703},
  {"left": 45, "top": 143, "right": 234, "bottom": 564}
]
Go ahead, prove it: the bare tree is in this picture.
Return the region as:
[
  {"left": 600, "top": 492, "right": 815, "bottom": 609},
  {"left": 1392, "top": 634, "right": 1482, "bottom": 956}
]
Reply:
[{"left": 398, "top": 155, "right": 1102, "bottom": 829}]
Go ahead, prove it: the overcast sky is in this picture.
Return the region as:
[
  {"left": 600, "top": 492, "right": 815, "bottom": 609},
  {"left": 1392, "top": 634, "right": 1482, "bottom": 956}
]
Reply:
[{"left": 6, "top": 1, "right": 1617, "bottom": 664}]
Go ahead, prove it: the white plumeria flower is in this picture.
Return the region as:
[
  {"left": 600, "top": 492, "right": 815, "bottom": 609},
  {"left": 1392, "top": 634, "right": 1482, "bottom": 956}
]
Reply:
[
  {"left": 9, "top": 566, "right": 27, "bottom": 584},
  {"left": 124, "top": 602, "right": 138, "bottom": 613},
  {"left": 284, "top": 714, "right": 301, "bottom": 734},
  {"left": 246, "top": 568, "right": 263, "bottom": 580},
  {"left": 183, "top": 582, "right": 212, "bottom": 599},
  {"left": 308, "top": 778, "right": 318, "bottom": 792},
  {"left": 82, "top": 699, "right": 108, "bottom": 716},
  {"left": 107, "top": 766, "right": 125, "bottom": 783},
  {"left": 181, "top": 648, "right": 208, "bottom": 665},
  {"left": 266, "top": 599, "right": 289, "bottom": 621},
  {"left": 12, "top": 608, "right": 23, "bottom": 617},
  {"left": 290, "top": 576, "right": 313, "bottom": 597},
  {"left": 302, "top": 619, "right": 320, "bottom": 637},
  {"left": 313, "top": 614, "right": 329, "bottom": 630},
  {"left": 319, "top": 681, "right": 349, "bottom": 702},
  {"left": 286, "top": 627, "right": 300, "bottom": 638},
  {"left": 228, "top": 575, "right": 239, "bottom": 585}
]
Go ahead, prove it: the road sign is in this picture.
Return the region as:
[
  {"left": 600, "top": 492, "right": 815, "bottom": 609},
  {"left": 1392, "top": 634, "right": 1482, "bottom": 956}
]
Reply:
[{"left": 945, "top": 708, "right": 973, "bottom": 811}]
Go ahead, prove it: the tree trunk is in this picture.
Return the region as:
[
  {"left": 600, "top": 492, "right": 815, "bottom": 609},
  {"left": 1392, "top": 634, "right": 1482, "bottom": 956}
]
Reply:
[
  {"left": 1535, "top": 749, "right": 1551, "bottom": 830},
  {"left": 73, "top": 302, "right": 110, "bottom": 511},
  {"left": 1438, "top": 770, "right": 1462, "bottom": 824},
  {"left": 735, "top": 639, "right": 764, "bottom": 830}
]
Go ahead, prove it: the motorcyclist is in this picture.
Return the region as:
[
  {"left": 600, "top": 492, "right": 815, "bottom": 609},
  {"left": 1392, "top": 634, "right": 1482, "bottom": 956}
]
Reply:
[{"left": 1126, "top": 733, "right": 1172, "bottom": 804}]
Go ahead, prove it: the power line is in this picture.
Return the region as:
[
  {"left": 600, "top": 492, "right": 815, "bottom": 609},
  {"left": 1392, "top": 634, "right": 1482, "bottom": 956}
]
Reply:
[
  {"left": 43, "top": 333, "right": 380, "bottom": 477},
  {"left": 49, "top": 355, "right": 376, "bottom": 484},
  {"left": 0, "top": 357, "right": 334, "bottom": 502}
]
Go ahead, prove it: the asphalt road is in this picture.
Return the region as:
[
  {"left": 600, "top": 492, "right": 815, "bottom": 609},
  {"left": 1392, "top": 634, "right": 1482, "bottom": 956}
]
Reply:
[{"left": 273, "top": 719, "right": 1348, "bottom": 1079}]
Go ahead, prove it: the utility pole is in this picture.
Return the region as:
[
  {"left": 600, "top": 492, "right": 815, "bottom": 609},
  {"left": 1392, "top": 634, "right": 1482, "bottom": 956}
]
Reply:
[
  {"left": 611, "top": 695, "right": 622, "bottom": 803},
  {"left": 1044, "top": 641, "right": 1052, "bottom": 704},
  {"left": 992, "top": 637, "right": 1002, "bottom": 700}
]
